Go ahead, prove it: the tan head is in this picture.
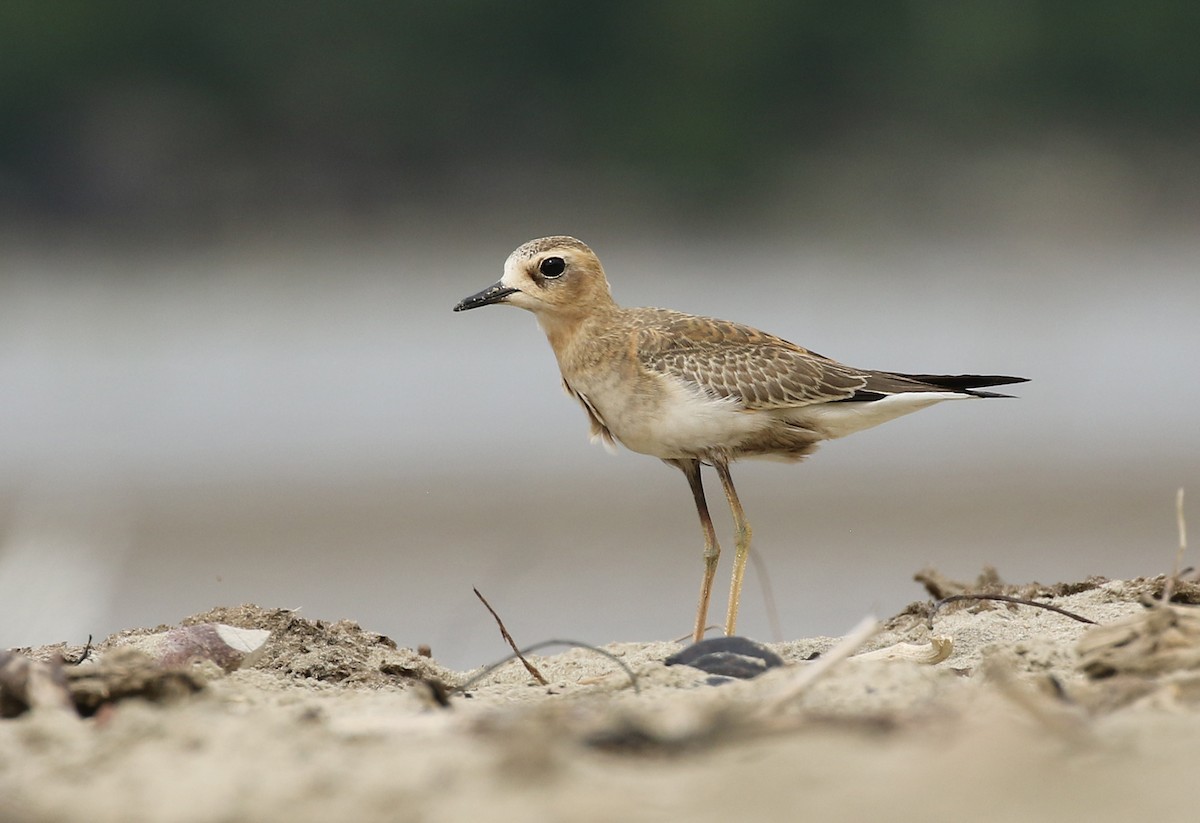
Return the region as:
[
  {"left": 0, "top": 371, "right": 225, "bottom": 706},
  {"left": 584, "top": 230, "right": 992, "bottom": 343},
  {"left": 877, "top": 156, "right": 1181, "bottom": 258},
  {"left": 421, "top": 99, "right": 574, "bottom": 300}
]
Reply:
[{"left": 453, "top": 236, "right": 615, "bottom": 317}]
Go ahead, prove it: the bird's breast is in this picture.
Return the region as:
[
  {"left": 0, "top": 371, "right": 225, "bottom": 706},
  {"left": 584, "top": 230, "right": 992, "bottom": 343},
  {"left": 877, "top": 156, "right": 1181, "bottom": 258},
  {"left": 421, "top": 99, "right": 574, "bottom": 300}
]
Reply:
[{"left": 567, "top": 370, "right": 770, "bottom": 460}]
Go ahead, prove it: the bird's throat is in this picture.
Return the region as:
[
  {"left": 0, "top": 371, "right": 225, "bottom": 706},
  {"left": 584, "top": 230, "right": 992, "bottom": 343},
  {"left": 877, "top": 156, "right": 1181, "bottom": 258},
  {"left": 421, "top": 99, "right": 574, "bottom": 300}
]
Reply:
[{"left": 536, "top": 310, "right": 595, "bottom": 358}]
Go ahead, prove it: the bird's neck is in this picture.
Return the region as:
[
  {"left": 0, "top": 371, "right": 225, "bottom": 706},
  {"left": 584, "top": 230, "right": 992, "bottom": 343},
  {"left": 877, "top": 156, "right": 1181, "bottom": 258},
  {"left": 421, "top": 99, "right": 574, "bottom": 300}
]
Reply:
[{"left": 536, "top": 305, "right": 619, "bottom": 358}]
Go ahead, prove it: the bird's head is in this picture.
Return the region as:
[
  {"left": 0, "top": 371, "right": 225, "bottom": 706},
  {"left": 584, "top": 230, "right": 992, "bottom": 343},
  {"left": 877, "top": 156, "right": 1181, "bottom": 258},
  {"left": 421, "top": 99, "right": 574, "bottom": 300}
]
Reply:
[{"left": 453, "top": 236, "right": 614, "bottom": 317}]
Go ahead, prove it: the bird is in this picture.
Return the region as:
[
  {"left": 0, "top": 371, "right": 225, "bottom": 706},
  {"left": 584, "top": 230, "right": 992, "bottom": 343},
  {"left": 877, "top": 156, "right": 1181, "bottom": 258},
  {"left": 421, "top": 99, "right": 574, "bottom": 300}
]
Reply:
[{"left": 453, "top": 236, "right": 1026, "bottom": 644}]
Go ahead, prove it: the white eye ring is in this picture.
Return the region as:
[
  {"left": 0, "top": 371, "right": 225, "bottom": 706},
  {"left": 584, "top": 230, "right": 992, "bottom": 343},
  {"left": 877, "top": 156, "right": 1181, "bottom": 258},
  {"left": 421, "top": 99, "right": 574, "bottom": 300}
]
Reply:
[{"left": 539, "top": 257, "right": 566, "bottom": 278}]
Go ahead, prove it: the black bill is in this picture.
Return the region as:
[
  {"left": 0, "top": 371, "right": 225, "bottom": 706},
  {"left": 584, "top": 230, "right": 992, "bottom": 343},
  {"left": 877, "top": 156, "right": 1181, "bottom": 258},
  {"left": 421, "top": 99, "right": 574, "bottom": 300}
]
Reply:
[{"left": 453, "top": 282, "right": 519, "bottom": 312}]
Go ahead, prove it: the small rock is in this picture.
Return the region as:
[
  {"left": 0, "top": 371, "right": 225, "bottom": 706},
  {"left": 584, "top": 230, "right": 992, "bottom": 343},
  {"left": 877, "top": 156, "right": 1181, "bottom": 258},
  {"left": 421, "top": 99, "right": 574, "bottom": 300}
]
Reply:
[
  {"left": 665, "top": 636, "right": 784, "bottom": 680},
  {"left": 121, "top": 624, "right": 271, "bottom": 672}
]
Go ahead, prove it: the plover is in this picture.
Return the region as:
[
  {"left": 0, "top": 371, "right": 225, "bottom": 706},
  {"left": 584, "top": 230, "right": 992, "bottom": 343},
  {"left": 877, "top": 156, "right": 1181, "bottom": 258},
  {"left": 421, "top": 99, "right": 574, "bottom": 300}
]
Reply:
[{"left": 454, "top": 236, "right": 1026, "bottom": 643}]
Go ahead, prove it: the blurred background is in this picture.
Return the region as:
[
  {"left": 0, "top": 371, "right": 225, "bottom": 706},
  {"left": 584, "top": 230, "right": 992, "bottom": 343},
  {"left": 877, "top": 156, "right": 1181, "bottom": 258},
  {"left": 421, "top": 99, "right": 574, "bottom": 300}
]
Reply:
[{"left": 1, "top": 1, "right": 1197, "bottom": 668}]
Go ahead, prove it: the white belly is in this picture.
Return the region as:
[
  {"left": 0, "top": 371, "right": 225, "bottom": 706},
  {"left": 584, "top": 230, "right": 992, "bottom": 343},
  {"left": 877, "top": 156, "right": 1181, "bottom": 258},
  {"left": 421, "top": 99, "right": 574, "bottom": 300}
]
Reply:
[
  {"left": 571, "top": 367, "right": 972, "bottom": 458},
  {"left": 577, "top": 375, "right": 770, "bottom": 459}
]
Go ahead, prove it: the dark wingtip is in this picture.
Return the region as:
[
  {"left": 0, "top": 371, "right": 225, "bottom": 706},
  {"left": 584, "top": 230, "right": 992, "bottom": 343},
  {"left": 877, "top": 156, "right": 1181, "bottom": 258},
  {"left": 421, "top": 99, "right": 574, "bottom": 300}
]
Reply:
[
  {"left": 901, "top": 373, "right": 1029, "bottom": 391},
  {"left": 978, "top": 375, "right": 1029, "bottom": 387},
  {"left": 964, "top": 389, "right": 1020, "bottom": 399}
]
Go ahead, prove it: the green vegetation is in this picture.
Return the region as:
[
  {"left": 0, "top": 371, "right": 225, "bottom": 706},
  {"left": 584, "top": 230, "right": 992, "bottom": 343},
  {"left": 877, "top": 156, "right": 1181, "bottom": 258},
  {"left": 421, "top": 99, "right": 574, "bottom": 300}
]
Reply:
[{"left": 1, "top": 1, "right": 1195, "bottom": 218}]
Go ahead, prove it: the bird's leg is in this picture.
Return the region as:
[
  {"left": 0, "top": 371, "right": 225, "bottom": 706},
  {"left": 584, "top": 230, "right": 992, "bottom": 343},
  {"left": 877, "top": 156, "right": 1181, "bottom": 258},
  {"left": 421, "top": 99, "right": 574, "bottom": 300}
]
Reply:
[
  {"left": 713, "top": 456, "right": 752, "bottom": 636},
  {"left": 678, "top": 459, "right": 721, "bottom": 643}
]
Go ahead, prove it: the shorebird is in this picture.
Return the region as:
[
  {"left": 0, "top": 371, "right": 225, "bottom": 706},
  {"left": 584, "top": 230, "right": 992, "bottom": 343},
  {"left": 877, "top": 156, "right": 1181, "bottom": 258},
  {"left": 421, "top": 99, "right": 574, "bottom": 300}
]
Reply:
[{"left": 454, "top": 236, "right": 1026, "bottom": 643}]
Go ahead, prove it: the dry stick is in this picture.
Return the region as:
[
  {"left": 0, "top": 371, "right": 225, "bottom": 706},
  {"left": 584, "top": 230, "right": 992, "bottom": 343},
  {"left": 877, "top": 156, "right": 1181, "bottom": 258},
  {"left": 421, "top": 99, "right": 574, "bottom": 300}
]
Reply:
[
  {"left": 1181, "top": 488, "right": 1189, "bottom": 560},
  {"left": 673, "top": 627, "right": 716, "bottom": 644},
  {"left": 472, "top": 587, "right": 548, "bottom": 685},
  {"left": 935, "top": 593, "right": 1096, "bottom": 624},
  {"left": 760, "top": 615, "right": 878, "bottom": 714},
  {"left": 747, "top": 546, "right": 784, "bottom": 643},
  {"left": 1164, "top": 487, "right": 1188, "bottom": 604},
  {"left": 67, "top": 635, "right": 94, "bottom": 666},
  {"left": 456, "top": 640, "right": 640, "bottom": 694}
]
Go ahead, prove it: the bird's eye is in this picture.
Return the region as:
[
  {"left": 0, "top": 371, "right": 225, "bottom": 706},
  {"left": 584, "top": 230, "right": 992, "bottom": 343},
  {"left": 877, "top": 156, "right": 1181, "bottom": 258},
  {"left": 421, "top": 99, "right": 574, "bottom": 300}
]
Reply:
[{"left": 539, "top": 257, "right": 566, "bottom": 278}]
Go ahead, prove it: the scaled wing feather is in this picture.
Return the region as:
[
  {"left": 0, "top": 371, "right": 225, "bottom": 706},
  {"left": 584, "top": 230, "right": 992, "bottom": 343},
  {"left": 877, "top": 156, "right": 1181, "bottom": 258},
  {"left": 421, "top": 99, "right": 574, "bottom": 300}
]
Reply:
[{"left": 635, "top": 313, "right": 866, "bottom": 410}]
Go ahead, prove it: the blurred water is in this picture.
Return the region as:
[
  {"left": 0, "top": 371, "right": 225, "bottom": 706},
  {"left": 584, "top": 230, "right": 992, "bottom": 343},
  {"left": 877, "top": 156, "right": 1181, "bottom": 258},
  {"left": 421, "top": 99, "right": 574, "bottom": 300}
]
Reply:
[{"left": 1, "top": 232, "right": 1197, "bottom": 668}]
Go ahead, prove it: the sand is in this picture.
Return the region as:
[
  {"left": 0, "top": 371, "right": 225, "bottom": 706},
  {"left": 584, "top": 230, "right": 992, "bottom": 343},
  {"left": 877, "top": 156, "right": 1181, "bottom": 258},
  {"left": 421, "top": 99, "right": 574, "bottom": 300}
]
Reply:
[{"left": 3, "top": 573, "right": 1200, "bottom": 823}]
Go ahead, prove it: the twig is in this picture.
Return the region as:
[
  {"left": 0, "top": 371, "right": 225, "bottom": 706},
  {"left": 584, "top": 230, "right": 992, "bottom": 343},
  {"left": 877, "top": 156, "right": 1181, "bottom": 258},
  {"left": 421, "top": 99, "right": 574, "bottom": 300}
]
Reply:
[
  {"left": 760, "top": 615, "right": 878, "bottom": 714},
  {"left": 473, "top": 587, "right": 548, "bottom": 684},
  {"left": 935, "top": 594, "right": 1096, "bottom": 624},
  {"left": 456, "top": 639, "right": 640, "bottom": 694},
  {"left": 66, "top": 635, "right": 94, "bottom": 666},
  {"left": 1164, "top": 488, "right": 1188, "bottom": 604},
  {"left": 748, "top": 546, "right": 784, "bottom": 643},
  {"left": 672, "top": 625, "right": 721, "bottom": 643},
  {"left": 1180, "top": 487, "right": 1189, "bottom": 563}
]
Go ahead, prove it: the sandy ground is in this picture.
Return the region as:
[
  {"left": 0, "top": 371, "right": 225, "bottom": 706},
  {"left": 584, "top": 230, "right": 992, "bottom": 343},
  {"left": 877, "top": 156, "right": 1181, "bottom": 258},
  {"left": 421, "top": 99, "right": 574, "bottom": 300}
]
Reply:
[{"left": 4, "top": 573, "right": 1200, "bottom": 823}]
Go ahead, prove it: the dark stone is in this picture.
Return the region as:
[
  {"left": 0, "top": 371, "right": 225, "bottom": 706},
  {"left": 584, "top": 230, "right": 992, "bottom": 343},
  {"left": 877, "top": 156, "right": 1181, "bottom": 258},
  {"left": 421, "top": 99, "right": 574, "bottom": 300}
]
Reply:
[{"left": 665, "top": 636, "right": 784, "bottom": 680}]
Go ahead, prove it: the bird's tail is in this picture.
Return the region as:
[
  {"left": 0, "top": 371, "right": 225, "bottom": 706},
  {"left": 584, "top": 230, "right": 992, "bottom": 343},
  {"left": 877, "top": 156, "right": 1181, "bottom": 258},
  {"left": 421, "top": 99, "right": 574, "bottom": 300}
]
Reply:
[{"left": 892, "top": 373, "right": 1029, "bottom": 398}]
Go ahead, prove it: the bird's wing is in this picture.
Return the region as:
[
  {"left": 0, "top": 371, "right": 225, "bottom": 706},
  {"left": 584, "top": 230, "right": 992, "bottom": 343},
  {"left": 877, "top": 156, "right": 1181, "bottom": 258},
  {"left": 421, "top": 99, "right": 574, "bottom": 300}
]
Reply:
[{"left": 635, "top": 313, "right": 867, "bottom": 409}]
